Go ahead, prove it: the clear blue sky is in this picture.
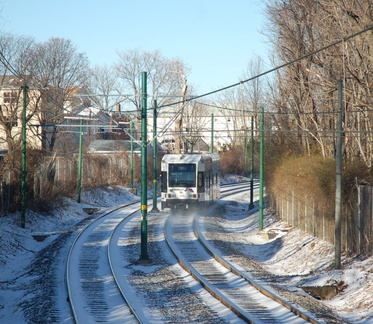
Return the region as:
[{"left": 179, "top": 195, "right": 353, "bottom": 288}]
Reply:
[{"left": 0, "top": 0, "right": 270, "bottom": 95}]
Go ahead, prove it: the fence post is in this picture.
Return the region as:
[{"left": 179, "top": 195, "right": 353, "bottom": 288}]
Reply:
[
  {"left": 334, "top": 80, "right": 343, "bottom": 269},
  {"left": 77, "top": 119, "right": 83, "bottom": 203},
  {"left": 292, "top": 190, "right": 295, "bottom": 225},
  {"left": 0, "top": 181, "right": 3, "bottom": 213}
]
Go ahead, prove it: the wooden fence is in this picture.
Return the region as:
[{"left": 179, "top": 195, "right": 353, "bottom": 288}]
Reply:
[
  {"left": 0, "top": 153, "right": 136, "bottom": 213},
  {"left": 269, "top": 185, "right": 373, "bottom": 255}
]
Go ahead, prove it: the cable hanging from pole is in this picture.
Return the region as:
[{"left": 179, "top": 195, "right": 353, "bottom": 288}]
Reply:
[{"left": 157, "top": 24, "right": 373, "bottom": 109}]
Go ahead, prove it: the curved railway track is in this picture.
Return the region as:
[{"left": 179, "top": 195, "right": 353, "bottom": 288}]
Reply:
[
  {"left": 65, "top": 183, "right": 322, "bottom": 323},
  {"left": 164, "top": 183, "right": 320, "bottom": 324},
  {"left": 220, "top": 181, "right": 259, "bottom": 199},
  {"left": 66, "top": 203, "right": 140, "bottom": 323},
  {"left": 164, "top": 212, "right": 319, "bottom": 323}
]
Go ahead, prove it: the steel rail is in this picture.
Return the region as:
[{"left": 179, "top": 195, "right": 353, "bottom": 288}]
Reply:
[
  {"left": 66, "top": 183, "right": 255, "bottom": 322},
  {"left": 165, "top": 186, "right": 316, "bottom": 323},
  {"left": 220, "top": 181, "right": 259, "bottom": 197},
  {"left": 164, "top": 215, "right": 259, "bottom": 323},
  {"left": 108, "top": 208, "right": 153, "bottom": 324},
  {"left": 66, "top": 201, "right": 141, "bottom": 323},
  {"left": 193, "top": 215, "right": 321, "bottom": 324}
]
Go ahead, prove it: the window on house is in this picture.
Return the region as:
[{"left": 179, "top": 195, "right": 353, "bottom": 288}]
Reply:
[{"left": 3, "top": 92, "right": 18, "bottom": 104}]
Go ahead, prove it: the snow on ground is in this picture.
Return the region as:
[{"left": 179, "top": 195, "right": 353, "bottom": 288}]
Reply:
[
  {"left": 0, "top": 179, "right": 372, "bottom": 323},
  {"left": 0, "top": 186, "right": 138, "bottom": 323},
  {"left": 217, "top": 177, "right": 373, "bottom": 324}
]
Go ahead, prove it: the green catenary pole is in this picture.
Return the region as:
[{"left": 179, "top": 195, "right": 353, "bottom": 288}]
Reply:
[
  {"left": 151, "top": 100, "right": 159, "bottom": 212},
  {"left": 259, "top": 107, "right": 264, "bottom": 230},
  {"left": 77, "top": 118, "right": 83, "bottom": 203},
  {"left": 335, "top": 80, "right": 343, "bottom": 269},
  {"left": 210, "top": 113, "right": 214, "bottom": 153},
  {"left": 130, "top": 121, "right": 134, "bottom": 189},
  {"left": 249, "top": 116, "right": 255, "bottom": 210},
  {"left": 140, "top": 71, "right": 149, "bottom": 261},
  {"left": 244, "top": 127, "right": 248, "bottom": 176},
  {"left": 20, "top": 84, "right": 28, "bottom": 228}
]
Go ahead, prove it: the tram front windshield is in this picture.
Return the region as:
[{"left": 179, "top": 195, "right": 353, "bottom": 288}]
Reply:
[{"left": 169, "top": 164, "right": 196, "bottom": 187}]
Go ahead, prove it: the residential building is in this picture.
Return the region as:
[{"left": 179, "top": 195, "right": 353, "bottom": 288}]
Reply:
[{"left": 0, "top": 75, "right": 43, "bottom": 153}]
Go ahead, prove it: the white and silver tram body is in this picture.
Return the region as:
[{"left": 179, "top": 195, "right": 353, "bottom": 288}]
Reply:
[{"left": 160, "top": 153, "right": 220, "bottom": 209}]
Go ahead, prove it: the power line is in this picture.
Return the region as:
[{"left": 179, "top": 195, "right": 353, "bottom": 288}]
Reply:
[
  {"left": 1, "top": 25, "right": 372, "bottom": 149},
  {"left": 158, "top": 24, "right": 373, "bottom": 109},
  {"left": 0, "top": 52, "right": 20, "bottom": 76},
  {"left": 155, "top": 128, "right": 373, "bottom": 135},
  {"left": 195, "top": 101, "right": 373, "bottom": 115}
]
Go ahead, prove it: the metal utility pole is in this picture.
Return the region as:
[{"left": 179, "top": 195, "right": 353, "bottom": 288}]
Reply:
[
  {"left": 249, "top": 116, "right": 255, "bottom": 210},
  {"left": 335, "top": 80, "right": 343, "bottom": 269},
  {"left": 174, "top": 82, "right": 187, "bottom": 154},
  {"left": 210, "top": 113, "right": 214, "bottom": 153},
  {"left": 244, "top": 127, "right": 248, "bottom": 176},
  {"left": 20, "top": 84, "right": 28, "bottom": 228},
  {"left": 140, "top": 71, "right": 149, "bottom": 261},
  {"left": 259, "top": 107, "right": 264, "bottom": 230},
  {"left": 77, "top": 119, "right": 83, "bottom": 203},
  {"left": 151, "top": 100, "right": 159, "bottom": 213},
  {"left": 130, "top": 121, "right": 135, "bottom": 189}
]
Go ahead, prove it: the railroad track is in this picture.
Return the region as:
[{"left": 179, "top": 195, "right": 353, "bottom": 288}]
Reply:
[
  {"left": 66, "top": 184, "right": 254, "bottom": 323},
  {"left": 220, "top": 181, "right": 259, "bottom": 198},
  {"left": 65, "top": 182, "right": 321, "bottom": 323},
  {"left": 66, "top": 202, "right": 141, "bottom": 323},
  {"left": 164, "top": 185, "right": 321, "bottom": 324}
]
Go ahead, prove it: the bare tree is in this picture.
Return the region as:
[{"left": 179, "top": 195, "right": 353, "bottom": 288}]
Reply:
[
  {"left": 115, "top": 49, "right": 190, "bottom": 148},
  {"left": 181, "top": 101, "right": 210, "bottom": 153},
  {"left": 115, "top": 49, "right": 189, "bottom": 110},
  {"left": 242, "top": 55, "right": 265, "bottom": 112},
  {"left": 0, "top": 33, "right": 35, "bottom": 76},
  {"left": 0, "top": 33, "right": 36, "bottom": 155},
  {"left": 26, "top": 37, "right": 90, "bottom": 151},
  {"left": 87, "top": 64, "right": 125, "bottom": 112},
  {"left": 174, "top": 76, "right": 188, "bottom": 153},
  {"left": 213, "top": 86, "right": 251, "bottom": 150},
  {"left": 264, "top": 0, "right": 373, "bottom": 164}
]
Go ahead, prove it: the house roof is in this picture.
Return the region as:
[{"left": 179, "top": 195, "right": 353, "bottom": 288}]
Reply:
[
  {"left": 0, "top": 75, "right": 38, "bottom": 89},
  {"left": 87, "top": 140, "right": 143, "bottom": 154},
  {"left": 86, "top": 139, "right": 163, "bottom": 154},
  {"left": 77, "top": 106, "right": 101, "bottom": 117}
]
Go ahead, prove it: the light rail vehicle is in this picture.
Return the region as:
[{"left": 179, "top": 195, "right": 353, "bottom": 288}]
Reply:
[{"left": 160, "top": 153, "right": 220, "bottom": 210}]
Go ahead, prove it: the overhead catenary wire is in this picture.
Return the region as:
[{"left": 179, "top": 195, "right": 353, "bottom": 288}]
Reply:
[
  {"left": 193, "top": 101, "right": 373, "bottom": 115},
  {"left": 152, "top": 128, "right": 373, "bottom": 135},
  {"left": 0, "top": 46, "right": 191, "bottom": 144},
  {"left": 2, "top": 25, "right": 373, "bottom": 114},
  {"left": 0, "top": 51, "right": 20, "bottom": 76},
  {"left": 150, "top": 101, "right": 190, "bottom": 144},
  {"left": 157, "top": 24, "right": 373, "bottom": 109},
  {"left": 1, "top": 24, "right": 372, "bottom": 147},
  {"left": 142, "top": 25, "right": 373, "bottom": 145},
  {"left": 0, "top": 46, "right": 128, "bottom": 130},
  {"left": 0, "top": 53, "right": 137, "bottom": 140}
]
